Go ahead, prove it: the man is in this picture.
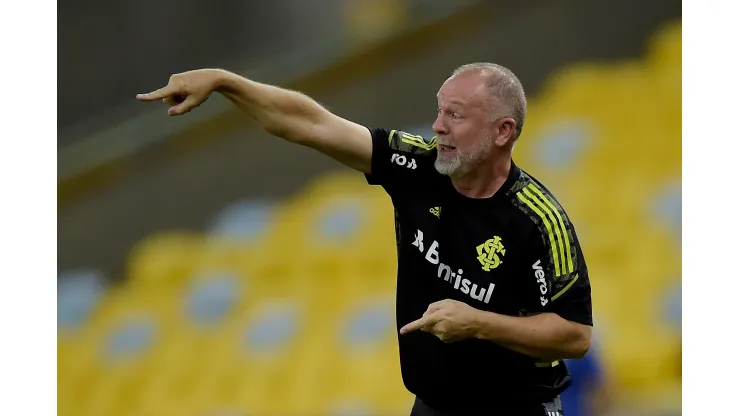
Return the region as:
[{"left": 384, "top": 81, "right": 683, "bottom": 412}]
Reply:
[{"left": 138, "top": 62, "right": 593, "bottom": 416}]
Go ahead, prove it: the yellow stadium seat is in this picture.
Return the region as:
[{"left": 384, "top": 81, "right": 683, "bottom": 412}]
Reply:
[
  {"left": 645, "top": 20, "right": 681, "bottom": 138},
  {"left": 190, "top": 240, "right": 267, "bottom": 273},
  {"left": 272, "top": 188, "right": 380, "bottom": 265},
  {"left": 84, "top": 285, "right": 177, "bottom": 339},
  {"left": 58, "top": 334, "right": 80, "bottom": 386},
  {"left": 537, "top": 63, "right": 614, "bottom": 114},
  {"left": 603, "top": 322, "right": 678, "bottom": 390},
  {"left": 126, "top": 232, "right": 205, "bottom": 291},
  {"left": 301, "top": 170, "right": 377, "bottom": 199},
  {"left": 646, "top": 21, "right": 682, "bottom": 72}
]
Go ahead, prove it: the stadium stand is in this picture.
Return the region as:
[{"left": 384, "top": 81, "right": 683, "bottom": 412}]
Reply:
[{"left": 58, "top": 21, "right": 681, "bottom": 415}]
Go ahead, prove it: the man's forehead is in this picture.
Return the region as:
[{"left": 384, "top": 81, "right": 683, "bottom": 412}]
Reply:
[{"left": 437, "top": 74, "right": 488, "bottom": 105}]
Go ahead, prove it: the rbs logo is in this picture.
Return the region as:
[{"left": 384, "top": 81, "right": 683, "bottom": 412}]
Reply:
[
  {"left": 391, "top": 153, "right": 417, "bottom": 169},
  {"left": 412, "top": 229, "right": 496, "bottom": 304}
]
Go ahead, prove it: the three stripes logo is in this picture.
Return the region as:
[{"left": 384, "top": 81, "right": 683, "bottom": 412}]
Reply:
[
  {"left": 399, "top": 131, "right": 436, "bottom": 151},
  {"left": 542, "top": 397, "right": 564, "bottom": 416},
  {"left": 389, "top": 129, "right": 437, "bottom": 151},
  {"left": 516, "top": 182, "right": 580, "bottom": 301}
]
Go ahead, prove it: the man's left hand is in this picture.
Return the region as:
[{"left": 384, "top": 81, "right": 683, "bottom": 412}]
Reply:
[{"left": 399, "top": 299, "right": 482, "bottom": 343}]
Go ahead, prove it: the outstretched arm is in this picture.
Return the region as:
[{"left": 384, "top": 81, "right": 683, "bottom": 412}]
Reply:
[{"left": 137, "top": 69, "right": 373, "bottom": 173}]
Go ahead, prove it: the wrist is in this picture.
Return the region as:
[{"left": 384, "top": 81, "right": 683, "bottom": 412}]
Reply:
[
  {"left": 210, "top": 69, "right": 240, "bottom": 92},
  {"left": 471, "top": 309, "right": 497, "bottom": 340}
]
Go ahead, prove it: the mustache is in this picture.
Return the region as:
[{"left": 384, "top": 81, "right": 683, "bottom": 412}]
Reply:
[{"left": 436, "top": 138, "right": 456, "bottom": 147}]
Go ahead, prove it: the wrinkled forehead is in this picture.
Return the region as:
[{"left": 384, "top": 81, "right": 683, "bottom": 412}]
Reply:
[{"left": 437, "top": 72, "right": 490, "bottom": 107}]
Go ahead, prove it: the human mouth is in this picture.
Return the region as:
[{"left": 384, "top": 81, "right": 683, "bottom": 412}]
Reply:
[{"left": 439, "top": 144, "right": 456, "bottom": 152}]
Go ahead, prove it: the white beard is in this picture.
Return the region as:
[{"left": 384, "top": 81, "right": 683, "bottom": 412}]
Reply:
[{"left": 434, "top": 135, "right": 493, "bottom": 178}]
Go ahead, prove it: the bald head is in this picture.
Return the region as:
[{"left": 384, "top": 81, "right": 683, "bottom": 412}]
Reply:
[{"left": 450, "top": 63, "right": 527, "bottom": 141}]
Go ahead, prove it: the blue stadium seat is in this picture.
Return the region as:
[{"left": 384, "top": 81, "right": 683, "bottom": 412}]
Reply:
[
  {"left": 341, "top": 297, "right": 395, "bottom": 349},
  {"left": 243, "top": 301, "right": 300, "bottom": 352},
  {"left": 104, "top": 315, "right": 156, "bottom": 361},
  {"left": 532, "top": 119, "right": 593, "bottom": 172},
  {"left": 184, "top": 271, "right": 241, "bottom": 327},
  {"left": 314, "top": 198, "right": 364, "bottom": 241},
  {"left": 650, "top": 181, "right": 682, "bottom": 244},
  {"left": 208, "top": 199, "right": 276, "bottom": 242},
  {"left": 58, "top": 269, "right": 107, "bottom": 331},
  {"left": 662, "top": 281, "right": 681, "bottom": 335}
]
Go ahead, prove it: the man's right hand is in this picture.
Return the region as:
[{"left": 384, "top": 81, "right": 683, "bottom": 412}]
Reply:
[
  {"left": 137, "top": 69, "right": 224, "bottom": 116},
  {"left": 137, "top": 68, "right": 374, "bottom": 174}
]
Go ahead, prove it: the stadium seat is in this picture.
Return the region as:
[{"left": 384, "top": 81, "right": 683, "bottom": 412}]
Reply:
[
  {"left": 126, "top": 232, "right": 205, "bottom": 291},
  {"left": 263, "top": 190, "right": 397, "bottom": 286},
  {"left": 646, "top": 21, "right": 682, "bottom": 74},
  {"left": 207, "top": 198, "right": 276, "bottom": 243},
  {"left": 181, "top": 270, "right": 242, "bottom": 329},
  {"left": 301, "top": 170, "right": 377, "bottom": 199},
  {"left": 58, "top": 269, "right": 108, "bottom": 332}
]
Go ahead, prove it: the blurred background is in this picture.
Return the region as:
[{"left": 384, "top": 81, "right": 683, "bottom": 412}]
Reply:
[{"left": 57, "top": 1, "right": 682, "bottom": 415}]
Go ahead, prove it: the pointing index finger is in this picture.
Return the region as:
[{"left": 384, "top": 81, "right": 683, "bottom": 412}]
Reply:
[
  {"left": 400, "top": 312, "right": 439, "bottom": 335},
  {"left": 136, "top": 85, "right": 175, "bottom": 101}
]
